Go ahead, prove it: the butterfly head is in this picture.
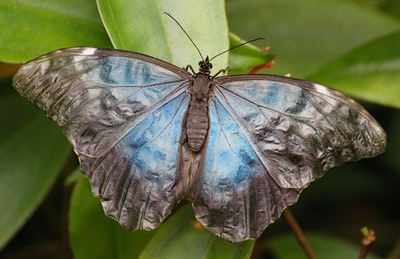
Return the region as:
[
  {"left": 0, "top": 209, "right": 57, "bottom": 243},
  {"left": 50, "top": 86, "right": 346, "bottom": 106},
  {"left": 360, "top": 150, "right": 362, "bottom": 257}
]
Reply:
[{"left": 198, "top": 56, "right": 212, "bottom": 75}]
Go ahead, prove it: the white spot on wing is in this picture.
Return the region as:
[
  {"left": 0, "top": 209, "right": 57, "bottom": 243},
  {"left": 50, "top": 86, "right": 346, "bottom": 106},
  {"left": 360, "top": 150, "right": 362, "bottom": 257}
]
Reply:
[
  {"left": 311, "top": 82, "right": 332, "bottom": 96},
  {"left": 79, "top": 48, "right": 97, "bottom": 55}
]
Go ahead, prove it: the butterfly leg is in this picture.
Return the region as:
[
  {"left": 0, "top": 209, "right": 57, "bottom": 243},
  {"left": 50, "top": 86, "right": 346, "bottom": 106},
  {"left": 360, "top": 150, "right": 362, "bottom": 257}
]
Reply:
[
  {"left": 185, "top": 64, "right": 196, "bottom": 74},
  {"left": 212, "top": 67, "right": 229, "bottom": 78}
]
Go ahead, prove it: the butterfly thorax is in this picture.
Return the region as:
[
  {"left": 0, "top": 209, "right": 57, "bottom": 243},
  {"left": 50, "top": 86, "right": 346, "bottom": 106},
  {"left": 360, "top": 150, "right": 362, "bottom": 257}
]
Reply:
[{"left": 185, "top": 70, "right": 212, "bottom": 152}]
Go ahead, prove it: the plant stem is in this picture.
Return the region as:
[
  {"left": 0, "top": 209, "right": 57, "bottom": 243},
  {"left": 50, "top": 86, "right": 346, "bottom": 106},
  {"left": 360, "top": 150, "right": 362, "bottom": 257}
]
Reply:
[
  {"left": 282, "top": 208, "right": 317, "bottom": 259},
  {"left": 358, "top": 227, "right": 376, "bottom": 259}
]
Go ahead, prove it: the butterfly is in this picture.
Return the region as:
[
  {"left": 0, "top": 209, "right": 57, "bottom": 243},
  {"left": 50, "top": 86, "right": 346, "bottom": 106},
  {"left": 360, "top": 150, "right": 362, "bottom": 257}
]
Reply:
[{"left": 12, "top": 46, "right": 386, "bottom": 242}]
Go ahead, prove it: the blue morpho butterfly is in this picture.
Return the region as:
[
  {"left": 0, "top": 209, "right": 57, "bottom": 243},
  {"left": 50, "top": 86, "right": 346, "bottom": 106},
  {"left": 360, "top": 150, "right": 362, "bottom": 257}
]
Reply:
[{"left": 12, "top": 25, "right": 386, "bottom": 242}]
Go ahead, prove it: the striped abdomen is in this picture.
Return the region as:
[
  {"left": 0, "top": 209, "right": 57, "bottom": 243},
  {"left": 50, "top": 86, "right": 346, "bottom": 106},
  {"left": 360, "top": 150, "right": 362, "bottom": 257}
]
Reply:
[{"left": 186, "top": 73, "right": 212, "bottom": 152}]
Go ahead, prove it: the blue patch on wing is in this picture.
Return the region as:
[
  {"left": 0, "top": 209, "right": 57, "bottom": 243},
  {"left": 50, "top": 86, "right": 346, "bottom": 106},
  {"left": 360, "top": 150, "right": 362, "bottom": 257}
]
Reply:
[
  {"left": 190, "top": 96, "right": 300, "bottom": 242},
  {"left": 81, "top": 91, "right": 190, "bottom": 231},
  {"left": 12, "top": 48, "right": 188, "bottom": 158}
]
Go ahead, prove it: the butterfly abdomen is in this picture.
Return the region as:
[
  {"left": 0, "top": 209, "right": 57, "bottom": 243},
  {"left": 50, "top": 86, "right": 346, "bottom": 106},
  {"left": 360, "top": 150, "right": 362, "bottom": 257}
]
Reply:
[
  {"left": 187, "top": 101, "right": 209, "bottom": 152},
  {"left": 186, "top": 74, "right": 212, "bottom": 152}
]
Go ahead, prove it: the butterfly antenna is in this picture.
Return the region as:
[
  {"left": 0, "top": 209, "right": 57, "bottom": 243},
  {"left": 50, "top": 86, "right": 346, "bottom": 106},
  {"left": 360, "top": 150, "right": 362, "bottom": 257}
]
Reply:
[
  {"left": 209, "top": 37, "right": 265, "bottom": 61},
  {"left": 164, "top": 12, "right": 205, "bottom": 61}
]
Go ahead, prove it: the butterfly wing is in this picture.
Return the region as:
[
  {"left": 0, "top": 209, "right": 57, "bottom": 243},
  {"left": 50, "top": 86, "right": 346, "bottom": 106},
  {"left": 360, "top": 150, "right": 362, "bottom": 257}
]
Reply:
[
  {"left": 13, "top": 47, "right": 191, "bottom": 230},
  {"left": 190, "top": 74, "right": 386, "bottom": 242}
]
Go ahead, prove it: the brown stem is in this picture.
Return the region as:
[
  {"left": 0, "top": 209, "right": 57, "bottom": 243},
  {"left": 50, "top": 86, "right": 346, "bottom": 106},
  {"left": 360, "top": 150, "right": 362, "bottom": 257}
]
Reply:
[
  {"left": 358, "top": 227, "right": 376, "bottom": 259},
  {"left": 282, "top": 208, "right": 317, "bottom": 259}
]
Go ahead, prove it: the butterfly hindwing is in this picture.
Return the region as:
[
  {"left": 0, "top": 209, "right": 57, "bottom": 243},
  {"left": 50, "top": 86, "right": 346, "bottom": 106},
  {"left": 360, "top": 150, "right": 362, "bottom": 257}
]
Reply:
[{"left": 80, "top": 92, "right": 190, "bottom": 230}]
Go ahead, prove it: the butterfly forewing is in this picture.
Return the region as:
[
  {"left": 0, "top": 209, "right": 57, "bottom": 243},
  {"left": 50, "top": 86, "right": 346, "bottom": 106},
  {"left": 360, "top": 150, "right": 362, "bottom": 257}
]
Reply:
[{"left": 13, "top": 47, "right": 190, "bottom": 157}]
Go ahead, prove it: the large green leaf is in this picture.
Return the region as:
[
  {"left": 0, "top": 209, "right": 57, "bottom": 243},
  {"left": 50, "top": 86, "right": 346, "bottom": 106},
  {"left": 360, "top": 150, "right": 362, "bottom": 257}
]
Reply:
[
  {"left": 307, "top": 32, "right": 400, "bottom": 108},
  {"left": 139, "top": 204, "right": 254, "bottom": 258},
  {"left": 97, "top": 0, "right": 229, "bottom": 70},
  {"left": 0, "top": 82, "right": 70, "bottom": 249},
  {"left": 0, "top": 0, "right": 111, "bottom": 62},
  {"left": 226, "top": 0, "right": 400, "bottom": 77}
]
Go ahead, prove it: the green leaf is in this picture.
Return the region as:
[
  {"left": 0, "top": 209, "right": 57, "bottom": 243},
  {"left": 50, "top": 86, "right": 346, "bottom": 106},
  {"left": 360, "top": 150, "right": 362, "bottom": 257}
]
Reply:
[
  {"left": 139, "top": 204, "right": 254, "bottom": 259},
  {"left": 69, "top": 175, "right": 155, "bottom": 259},
  {"left": 228, "top": 32, "right": 275, "bottom": 74},
  {"left": 226, "top": 0, "right": 400, "bottom": 77},
  {"left": 266, "top": 233, "right": 381, "bottom": 259},
  {"left": 0, "top": 82, "right": 70, "bottom": 249},
  {"left": 307, "top": 32, "right": 400, "bottom": 108},
  {"left": 0, "top": 0, "right": 111, "bottom": 62},
  {"left": 379, "top": 0, "right": 400, "bottom": 20},
  {"left": 97, "top": 0, "right": 229, "bottom": 70}
]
